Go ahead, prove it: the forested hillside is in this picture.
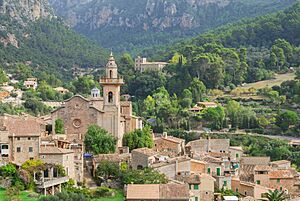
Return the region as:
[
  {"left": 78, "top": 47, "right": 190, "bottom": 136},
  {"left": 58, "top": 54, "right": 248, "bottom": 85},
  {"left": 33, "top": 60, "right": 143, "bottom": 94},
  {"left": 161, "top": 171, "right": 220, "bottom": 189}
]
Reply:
[
  {"left": 48, "top": 0, "right": 296, "bottom": 53},
  {"left": 0, "top": 0, "right": 107, "bottom": 81}
]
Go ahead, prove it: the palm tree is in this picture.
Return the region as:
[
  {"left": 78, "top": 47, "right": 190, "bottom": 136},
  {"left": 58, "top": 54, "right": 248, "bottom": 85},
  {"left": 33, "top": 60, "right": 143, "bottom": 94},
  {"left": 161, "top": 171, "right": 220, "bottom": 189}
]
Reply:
[{"left": 266, "top": 189, "right": 285, "bottom": 201}]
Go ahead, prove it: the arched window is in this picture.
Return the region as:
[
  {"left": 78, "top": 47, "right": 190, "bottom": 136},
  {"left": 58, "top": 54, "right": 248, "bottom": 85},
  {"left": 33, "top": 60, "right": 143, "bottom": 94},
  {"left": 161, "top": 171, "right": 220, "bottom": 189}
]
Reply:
[
  {"left": 108, "top": 92, "right": 113, "bottom": 103},
  {"left": 110, "top": 70, "right": 113, "bottom": 78}
]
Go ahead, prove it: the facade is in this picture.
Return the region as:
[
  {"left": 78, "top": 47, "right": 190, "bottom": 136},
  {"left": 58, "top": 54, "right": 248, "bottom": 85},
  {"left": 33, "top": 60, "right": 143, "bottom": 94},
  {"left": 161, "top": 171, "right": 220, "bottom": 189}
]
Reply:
[
  {"left": 39, "top": 146, "right": 75, "bottom": 180},
  {"left": 154, "top": 133, "right": 185, "bottom": 157},
  {"left": 0, "top": 114, "right": 46, "bottom": 165},
  {"left": 24, "top": 77, "right": 38, "bottom": 90},
  {"left": 51, "top": 53, "right": 142, "bottom": 147},
  {"left": 131, "top": 148, "right": 160, "bottom": 170},
  {"left": 126, "top": 184, "right": 190, "bottom": 201},
  {"left": 186, "top": 138, "right": 230, "bottom": 155},
  {"left": 135, "top": 56, "right": 168, "bottom": 72}
]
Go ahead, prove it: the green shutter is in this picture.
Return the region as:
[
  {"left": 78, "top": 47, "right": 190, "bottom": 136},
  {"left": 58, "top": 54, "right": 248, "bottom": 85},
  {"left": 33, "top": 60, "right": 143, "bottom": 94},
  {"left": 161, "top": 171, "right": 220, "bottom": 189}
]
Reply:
[
  {"left": 207, "top": 168, "right": 211, "bottom": 174},
  {"left": 195, "top": 197, "right": 198, "bottom": 201},
  {"left": 217, "top": 168, "right": 221, "bottom": 176},
  {"left": 256, "top": 180, "right": 260, "bottom": 185},
  {"left": 194, "top": 184, "right": 199, "bottom": 190},
  {"left": 224, "top": 181, "right": 227, "bottom": 186}
]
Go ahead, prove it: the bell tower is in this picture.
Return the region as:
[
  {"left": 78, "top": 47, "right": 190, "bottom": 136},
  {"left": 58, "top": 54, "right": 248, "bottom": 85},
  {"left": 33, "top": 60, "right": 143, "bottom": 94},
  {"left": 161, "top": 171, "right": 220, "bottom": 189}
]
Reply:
[{"left": 100, "top": 52, "right": 124, "bottom": 147}]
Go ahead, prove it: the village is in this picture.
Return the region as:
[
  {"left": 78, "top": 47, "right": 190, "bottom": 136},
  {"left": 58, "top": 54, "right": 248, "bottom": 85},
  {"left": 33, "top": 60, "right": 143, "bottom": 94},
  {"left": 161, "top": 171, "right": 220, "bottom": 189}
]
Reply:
[{"left": 0, "top": 53, "right": 299, "bottom": 201}]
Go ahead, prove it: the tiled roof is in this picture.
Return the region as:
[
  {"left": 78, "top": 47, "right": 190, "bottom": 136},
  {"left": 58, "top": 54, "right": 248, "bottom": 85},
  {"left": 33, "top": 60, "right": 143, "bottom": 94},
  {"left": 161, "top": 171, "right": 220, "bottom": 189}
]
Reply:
[
  {"left": 159, "top": 184, "right": 189, "bottom": 199},
  {"left": 240, "top": 156, "right": 270, "bottom": 165},
  {"left": 254, "top": 165, "right": 272, "bottom": 171},
  {"left": 126, "top": 184, "right": 159, "bottom": 200},
  {"left": 132, "top": 147, "right": 158, "bottom": 156},
  {"left": 269, "top": 169, "right": 297, "bottom": 179},
  {"left": 159, "top": 136, "right": 184, "bottom": 144},
  {"left": 1, "top": 114, "right": 45, "bottom": 137},
  {"left": 270, "top": 160, "right": 290, "bottom": 165},
  {"left": 40, "top": 146, "right": 73, "bottom": 155},
  {"left": 93, "top": 153, "right": 130, "bottom": 163},
  {"left": 200, "top": 155, "right": 222, "bottom": 164}
]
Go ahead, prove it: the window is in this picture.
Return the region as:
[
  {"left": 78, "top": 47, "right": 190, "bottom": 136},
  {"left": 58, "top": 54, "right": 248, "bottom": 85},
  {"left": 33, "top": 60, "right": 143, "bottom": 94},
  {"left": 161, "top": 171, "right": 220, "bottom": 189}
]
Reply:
[
  {"left": 29, "top": 147, "right": 33, "bottom": 152},
  {"left": 223, "top": 181, "right": 227, "bottom": 186},
  {"left": 216, "top": 167, "right": 221, "bottom": 176},
  {"left": 236, "top": 188, "right": 239, "bottom": 192},
  {"left": 194, "top": 184, "right": 199, "bottom": 190},
  {"left": 189, "top": 184, "right": 192, "bottom": 190},
  {"left": 30, "top": 157, "right": 33, "bottom": 160},
  {"left": 195, "top": 197, "right": 198, "bottom": 201},
  {"left": 41, "top": 155, "right": 45, "bottom": 159},
  {"left": 108, "top": 92, "right": 113, "bottom": 103},
  {"left": 28, "top": 137, "right": 31, "bottom": 140},
  {"left": 110, "top": 70, "right": 113, "bottom": 78},
  {"left": 280, "top": 187, "right": 283, "bottom": 191},
  {"left": 17, "top": 137, "right": 20, "bottom": 140},
  {"left": 245, "top": 191, "right": 247, "bottom": 195},
  {"left": 207, "top": 168, "right": 211, "bottom": 174},
  {"left": 256, "top": 180, "right": 261, "bottom": 185},
  {"left": 17, "top": 147, "right": 21, "bottom": 152},
  {"left": 277, "top": 179, "right": 280, "bottom": 183},
  {"left": 236, "top": 153, "right": 239, "bottom": 158}
]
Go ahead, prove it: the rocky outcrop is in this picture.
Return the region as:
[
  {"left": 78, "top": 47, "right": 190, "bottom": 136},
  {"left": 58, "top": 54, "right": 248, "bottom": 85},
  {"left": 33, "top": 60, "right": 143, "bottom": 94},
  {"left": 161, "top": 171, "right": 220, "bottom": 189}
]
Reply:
[
  {"left": 0, "top": 0, "right": 53, "bottom": 23},
  {"left": 0, "top": 0, "right": 53, "bottom": 47},
  {"left": 48, "top": 0, "right": 296, "bottom": 31}
]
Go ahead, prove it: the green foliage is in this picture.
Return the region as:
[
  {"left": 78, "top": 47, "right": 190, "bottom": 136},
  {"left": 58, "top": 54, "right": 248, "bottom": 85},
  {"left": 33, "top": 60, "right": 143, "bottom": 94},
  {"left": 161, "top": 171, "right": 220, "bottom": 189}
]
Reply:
[
  {"left": 202, "top": 106, "right": 226, "bottom": 130},
  {"left": 0, "top": 164, "right": 17, "bottom": 177},
  {"left": 94, "top": 160, "right": 120, "bottom": 184},
  {"left": 275, "top": 110, "right": 299, "bottom": 132},
  {"left": 71, "top": 76, "right": 98, "bottom": 95},
  {"left": 23, "top": 98, "right": 52, "bottom": 116},
  {"left": 55, "top": 118, "right": 65, "bottom": 134},
  {"left": 266, "top": 189, "right": 285, "bottom": 201},
  {"left": 121, "top": 168, "right": 168, "bottom": 185},
  {"left": 84, "top": 125, "right": 117, "bottom": 154},
  {"left": 39, "top": 191, "right": 88, "bottom": 201},
  {"left": 21, "top": 160, "right": 45, "bottom": 173},
  {"left": 0, "top": 66, "right": 8, "bottom": 84},
  {"left": 123, "top": 125, "right": 154, "bottom": 151}
]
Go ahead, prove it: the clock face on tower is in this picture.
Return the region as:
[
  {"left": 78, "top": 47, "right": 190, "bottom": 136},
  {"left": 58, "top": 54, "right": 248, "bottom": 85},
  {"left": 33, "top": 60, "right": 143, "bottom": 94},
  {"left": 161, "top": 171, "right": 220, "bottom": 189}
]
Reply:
[{"left": 73, "top": 119, "right": 82, "bottom": 128}]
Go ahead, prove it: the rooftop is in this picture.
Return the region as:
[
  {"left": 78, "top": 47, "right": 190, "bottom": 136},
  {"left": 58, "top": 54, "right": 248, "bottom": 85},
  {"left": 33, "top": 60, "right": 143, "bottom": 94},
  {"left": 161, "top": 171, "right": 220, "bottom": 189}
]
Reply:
[
  {"left": 269, "top": 169, "right": 297, "bottom": 179},
  {"left": 126, "top": 184, "right": 189, "bottom": 200},
  {"left": 40, "top": 146, "right": 74, "bottom": 155},
  {"left": 132, "top": 147, "right": 158, "bottom": 157}
]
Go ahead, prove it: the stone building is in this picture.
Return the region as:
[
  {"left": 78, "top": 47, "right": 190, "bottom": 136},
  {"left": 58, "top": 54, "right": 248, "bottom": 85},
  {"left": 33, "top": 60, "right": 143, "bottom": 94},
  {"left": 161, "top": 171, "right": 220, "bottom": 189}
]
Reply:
[
  {"left": 24, "top": 77, "right": 38, "bottom": 90},
  {"left": 131, "top": 148, "right": 161, "bottom": 170},
  {"left": 51, "top": 53, "right": 142, "bottom": 147},
  {"left": 177, "top": 173, "right": 215, "bottom": 201},
  {"left": 134, "top": 56, "right": 168, "bottom": 72},
  {"left": 186, "top": 138, "right": 230, "bottom": 156},
  {"left": 0, "top": 114, "right": 46, "bottom": 165},
  {"left": 39, "top": 146, "right": 75, "bottom": 180},
  {"left": 154, "top": 133, "right": 185, "bottom": 157}
]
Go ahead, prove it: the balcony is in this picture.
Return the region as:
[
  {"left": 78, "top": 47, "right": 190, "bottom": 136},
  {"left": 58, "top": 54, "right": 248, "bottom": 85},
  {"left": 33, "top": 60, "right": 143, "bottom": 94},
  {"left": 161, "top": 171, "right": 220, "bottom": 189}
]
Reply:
[
  {"left": 99, "top": 77, "right": 124, "bottom": 85},
  {"left": 37, "top": 176, "right": 69, "bottom": 188}
]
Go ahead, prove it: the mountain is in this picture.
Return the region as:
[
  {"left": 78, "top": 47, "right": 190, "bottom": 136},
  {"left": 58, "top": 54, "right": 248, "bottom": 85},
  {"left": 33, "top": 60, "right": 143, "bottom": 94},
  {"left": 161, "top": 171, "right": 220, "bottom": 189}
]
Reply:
[
  {"left": 0, "top": 0, "right": 107, "bottom": 80},
  {"left": 48, "top": 0, "right": 297, "bottom": 53}
]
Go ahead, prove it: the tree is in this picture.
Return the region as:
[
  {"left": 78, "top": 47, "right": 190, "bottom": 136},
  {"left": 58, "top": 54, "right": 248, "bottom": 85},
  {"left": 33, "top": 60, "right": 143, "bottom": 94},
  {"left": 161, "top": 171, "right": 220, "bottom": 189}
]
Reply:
[
  {"left": 123, "top": 126, "right": 154, "bottom": 151},
  {"left": 202, "top": 106, "right": 225, "bottom": 130},
  {"left": 266, "top": 189, "right": 285, "bottom": 201},
  {"left": 94, "top": 160, "right": 120, "bottom": 184},
  {"left": 0, "top": 163, "right": 17, "bottom": 177},
  {"left": 121, "top": 168, "right": 168, "bottom": 185},
  {"left": 84, "top": 125, "right": 117, "bottom": 154},
  {"left": 72, "top": 76, "right": 97, "bottom": 95},
  {"left": 55, "top": 118, "right": 65, "bottom": 134},
  {"left": 276, "top": 110, "right": 299, "bottom": 132},
  {"left": 189, "top": 78, "right": 206, "bottom": 103},
  {"left": 0, "top": 66, "right": 8, "bottom": 84}
]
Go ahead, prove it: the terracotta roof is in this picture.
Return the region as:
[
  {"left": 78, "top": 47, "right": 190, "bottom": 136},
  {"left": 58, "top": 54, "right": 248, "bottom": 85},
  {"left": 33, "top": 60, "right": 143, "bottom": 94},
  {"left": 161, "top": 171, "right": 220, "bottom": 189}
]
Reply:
[
  {"left": 126, "top": 184, "right": 159, "bottom": 200},
  {"left": 208, "top": 152, "right": 230, "bottom": 158},
  {"left": 240, "top": 157, "right": 270, "bottom": 165},
  {"left": 159, "top": 184, "right": 189, "bottom": 199},
  {"left": 269, "top": 169, "right": 297, "bottom": 179},
  {"left": 270, "top": 160, "right": 291, "bottom": 165},
  {"left": 1, "top": 114, "right": 45, "bottom": 137},
  {"left": 132, "top": 148, "right": 158, "bottom": 156},
  {"left": 177, "top": 173, "right": 215, "bottom": 184},
  {"left": 157, "top": 136, "right": 184, "bottom": 144},
  {"left": 126, "top": 184, "right": 189, "bottom": 200},
  {"left": 254, "top": 165, "right": 272, "bottom": 171},
  {"left": 200, "top": 155, "right": 222, "bottom": 164},
  {"left": 93, "top": 153, "right": 130, "bottom": 163},
  {"left": 40, "top": 146, "right": 73, "bottom": 154}
]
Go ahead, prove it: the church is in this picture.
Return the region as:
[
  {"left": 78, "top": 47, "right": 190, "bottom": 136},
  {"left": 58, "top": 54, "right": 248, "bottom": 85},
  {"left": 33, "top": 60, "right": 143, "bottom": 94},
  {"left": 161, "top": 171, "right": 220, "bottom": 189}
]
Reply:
[{"left": 51, "top": 53, "right": 142, "bottom": 147}]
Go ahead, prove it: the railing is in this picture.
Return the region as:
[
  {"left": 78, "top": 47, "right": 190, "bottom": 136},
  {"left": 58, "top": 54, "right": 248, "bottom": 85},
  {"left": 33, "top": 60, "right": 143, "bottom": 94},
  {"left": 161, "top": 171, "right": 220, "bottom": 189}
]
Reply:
[
  {"left": 99, "top": 77, "right": 124, "bottom": 84},
  {"left": 38, "top": 176, "right": 69, "bottom": 188}
]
